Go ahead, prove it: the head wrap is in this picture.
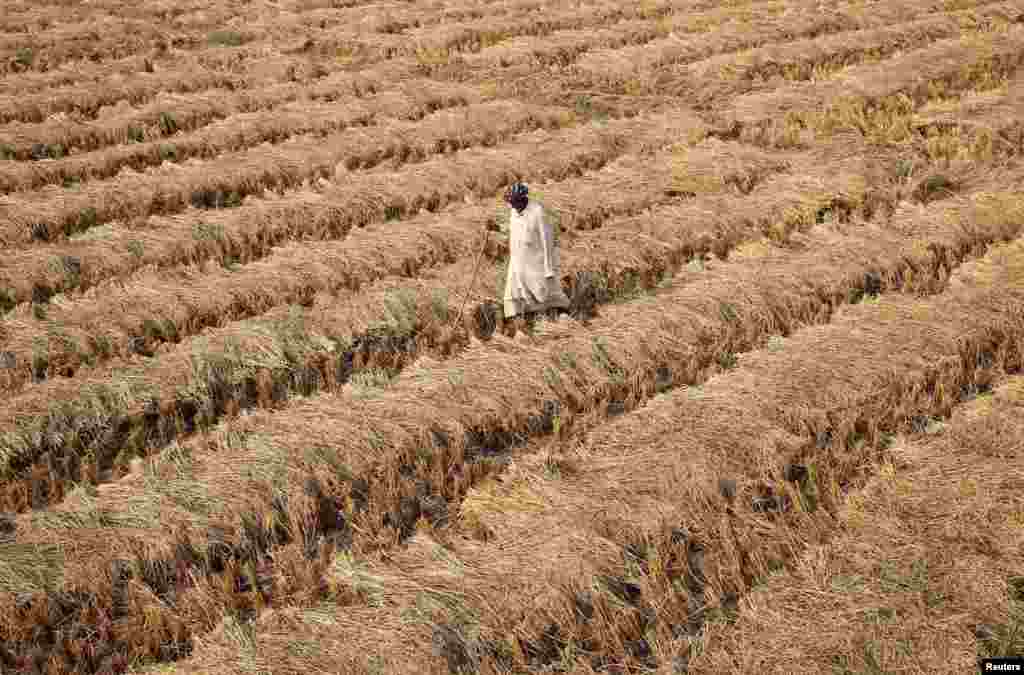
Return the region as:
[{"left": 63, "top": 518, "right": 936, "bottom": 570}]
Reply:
[{"left": 504, "top": 182, "right": 528, "bottom": 206}]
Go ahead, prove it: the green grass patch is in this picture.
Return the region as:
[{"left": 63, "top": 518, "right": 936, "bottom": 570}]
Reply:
[
  {"left": 0, "top": 542, "right": 64, "bottom": 595},
  {"left": 977, "top": 576, "right": 1024, "bottom": 660},
  {"left": 158, "top": 112, "right": 178, "bottom": 136},
  {"left": 591, "top": 336, "right": 625, "bottom": 384},
  {"left": 158, "top": 143, "right": 177, "bottom": 161},
  {"left": 208, "top": 30, "right": 245, "bottom": 47},
  {"left": 14, "top": 47, "right": 34, "bottom": 69},
  {"left": 193, "top": 220, "right": 226, "bottom": 241},
  {"left": 350, "top": 368, "right": 397, "bottom": 398}
]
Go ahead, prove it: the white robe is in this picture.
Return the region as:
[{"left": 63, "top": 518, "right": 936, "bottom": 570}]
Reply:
[{"left": 503, "top": 200, "right": 570, "bottom": 318}]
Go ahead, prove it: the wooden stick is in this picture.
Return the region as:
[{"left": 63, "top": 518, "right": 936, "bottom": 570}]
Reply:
[{"left": 453, "top": 227, "right": 489, "bottom": 330}]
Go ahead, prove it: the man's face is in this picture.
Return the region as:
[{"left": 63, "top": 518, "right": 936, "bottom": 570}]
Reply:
[{"left": 509, "top": 195, "right": 528, "bottom": 212}]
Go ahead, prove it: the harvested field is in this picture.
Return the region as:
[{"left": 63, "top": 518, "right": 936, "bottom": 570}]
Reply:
[
  {"left": 2, "top": 0, "right": 1023, "bottom": 673},
  {"left": 573, "top": 0, "right": 1017, "bottom": 89},
  {"left": 694, "top": 374, "right": 1024, "bottom": 673}
]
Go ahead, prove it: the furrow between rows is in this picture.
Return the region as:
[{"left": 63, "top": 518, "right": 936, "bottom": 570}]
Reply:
[
  {"left": 0, "top": 135, "right": 926, "bottom": 476},
  {"left": 0, "top": 136, "right": 791, "bottom": 393},
  {"left": 674, "top": 2, "right": 1024, "bottom": 104},
  {"left": 432, "top": 0, "right": 978, "bottom": 86},
  {"left": 0, "top": 53, "right": 326, "bottom": 126},
  {"left": 0, "top": 0, "right": 228, "bottom": 31},
  {"left": 0, "top": 111, "right": 715, "bottom": 482},
  {"left": 0, "top": 106, "right": 692, "bottom": 311},
  {"left": 0, "top": 148, "right": 1014, "bottom": 507},
  {"left": 0, "top": 0, "right": 598, "bottom": 81},
  {"left": 410, "top": 239, "right": 1024, "bottom": 674},
  {"left": 0, "top": 0, "right": 999, "bottom": 237},
  {"left": 0, "top": 0, "right": 686, "bottom": 161},
  {"left": 2, "top": 178, "right": 1022, "bottom": 673},
  {"left": 0, "top": 21, "right": 228, "bottom": 77},
  {"left": 179, "top": 234, "right": 1024, "bottom": 675},
  {"left": 912, "top": 69, "right": 1024, "bottom": 161},
  {"left": 0, "top": 76, "right": 481, "bottom": 170},
  {"left": 721, "top": 25, "right": 1024, "bottom": 148},
  {"left": 0, "top": 82, "right": 488, "bottom": 194},
  {"left": 566, "top": 0, "right": 1012, "bottom": 92},
  {"left": 5, "top": 27, "right": 1020, "bottom": 313},
  {"left": 337, "top": 0, "right": 688, "bottom": 61},
  {"left": 691, "top": 377, "right": 1024, "bottom": 673},
  {"left": 0, "top": 98, "right": 578, "bottom": 248},
  {"left": 0, "top": 0, "right": 740, "bottom": 125}
]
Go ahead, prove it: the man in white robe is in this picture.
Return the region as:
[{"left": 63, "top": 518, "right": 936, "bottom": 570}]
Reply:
[{"left": 502, "top": 182, "right": 571, "bottom": 319}]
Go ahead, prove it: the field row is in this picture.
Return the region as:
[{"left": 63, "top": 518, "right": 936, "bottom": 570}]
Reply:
[
  {"left": 3, "top": 5, "right": 1023, "bottom": 670},
  {"left": 914, "top": 69, "right": 1024, "bottom": 158},
  {"left": 0, "top": 0, "right": 978, "bottom": 125},
  {"left": 0, "top": 79, "right": 485, "bottom": 190},
  {"left": 720, "top": 24, "right": 1024, "bottom": 147},
  {"left": 676, "top": 2, "right": 1024, "bottom": 97},
  {"left": 0, "top": 134, "right": 796, "bottom": 392},
  {"left": 0, "top": 0, "right": 996, "bottom": 199},
  {"left": 0, "top": 72, "right": 486, "bottom": 173},
  {"left": 0, "top": 0, "right": 515, "bottom": 77},
  {"left": 421, "top": 0, "right": 996, "bottom": 86},
  {"left": 164, "top": 318, "right": 1024, "bottom": 674},
  {"left": 0, "top": 0, "right": 527, "bottom": 95},
  {"left": 0, "top": 16, "right": 820, "bottom": 195},
  {"left": 0, "top": 0, "right": 690, "bottom": 121},
  {"left": 0, "top": 104, "right": 1011, "bottom": 501},
  {"left": 694, "top": 379, "right": 1024, "bottom": 673},
  {"left": 1, "top": 143, "right": 1019, "bottom": 513},
  {"left": 1, "top": 58, "right": 276, "bottom": 125},
  {"left": 0, "top": 35, "right": 352, "bottom": 98},
  {"left": 0, "top": 19, "right": 233, "bottom": 77},
  {"left": 339, "top": 0, "right": 692, "bottom": 61},
  {"left": 0, "top": 105, "right": 691, "bottom": 306},
  {"left": 3, "top": 20, "right": 1020, "bottom": 308},
  {"left": 12, "top": 7, "right": 1019, "bottom": 234},
  {"left": 511, "top": 0, "right": 1014, "bottom": 100},
  {"left": 0, "top": 98, "right": 1017, "bottom": 473},
  {"left": 0, "top": 0, "right": 280, "bottom": 33},
  {"left": 0, "top": 110, "right": 708, "bottom": 407},
  {"left": 0, "top": 0, "right": 655, "bottom": 80},
  {"left": 165, "top": 245, "right": 1024, "bottom": 675},
  {"left": 3, "top": 194, "right": 1023, "bottom": 672},
  {"left": 0, "top": 49, "right": 1017, "bottom": 400},
  {"left": 2, "top": 120, "right": 997, "bottom": 403},
  {"left": 0, "top": 0, "right": 760, "bottom": 149},
  {"left": 0, "top": 0, "right": 258, "bottom": 73},
  {"left": 0, "top": 0, "right": 222, "bottom": 29},
  {"left": 0, "top": 98, "right": 579, "bottom": 249}
]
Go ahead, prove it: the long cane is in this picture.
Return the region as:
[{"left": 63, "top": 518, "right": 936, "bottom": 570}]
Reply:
[{"left": 453, "top": 227, "right": 489, "bottom": 331}]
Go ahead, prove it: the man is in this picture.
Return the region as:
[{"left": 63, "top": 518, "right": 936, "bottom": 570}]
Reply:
[{"left": 502, "top": 181, "right": 571, "bottom": 321}]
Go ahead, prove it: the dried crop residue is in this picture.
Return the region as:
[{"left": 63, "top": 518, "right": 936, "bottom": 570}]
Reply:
[
  {"left": 5, "top": 0, "right": 1024, "bottom": 672},
  {"left": 692, "top": 375, "right": 1024, "bottom": 674}
]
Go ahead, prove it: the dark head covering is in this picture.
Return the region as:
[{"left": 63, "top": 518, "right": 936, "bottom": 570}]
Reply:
[{"left": 504, "top": 182, "right": 529, "bottom": 212}]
